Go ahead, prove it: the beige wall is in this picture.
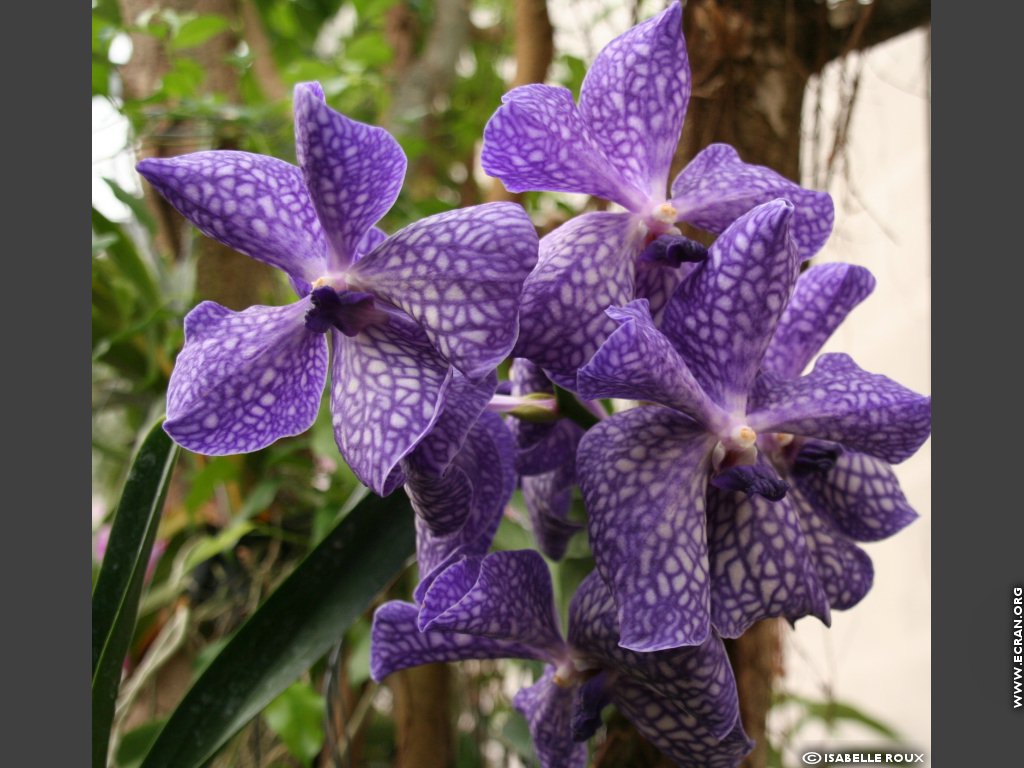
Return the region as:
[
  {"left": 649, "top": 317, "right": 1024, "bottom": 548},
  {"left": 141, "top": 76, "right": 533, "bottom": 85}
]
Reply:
[{"left": 777, "top": 27, "right": 931, "bottom": 758}]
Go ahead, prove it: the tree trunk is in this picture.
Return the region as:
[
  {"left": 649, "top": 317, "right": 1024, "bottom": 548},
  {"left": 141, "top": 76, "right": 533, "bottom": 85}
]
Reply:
[{"left": 389, "top": 664, "right": 454, "bottom": 768}]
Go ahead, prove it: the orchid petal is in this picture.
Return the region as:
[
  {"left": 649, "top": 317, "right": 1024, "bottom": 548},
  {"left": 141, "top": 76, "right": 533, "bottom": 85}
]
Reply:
[
  {"left": 165, "top": 300, "right": 327, "bottom": 454},
  {"left": 136, "top": 152, "right": 326, "bottom": 295},
  {"left": 405, "top": 372, "right": 498, "bottom": 477},
  {"left": 369, "top": 601, "right": 543, "bottom": 682},
  {"left": 577, "top": 299, "right": 722, "bottom": 426},
  {"left": 792, "top": 488, "right": 874, "bottom": 611},
  {"left": 350, "top": 203, "right": 538, "bottom": 378},
  {"left": 612, "top": 680, "right": 754, "bottom": 768},
  {"left": 577, "top": 407, "right": 716, "bottom": 651},
  {"left": 522, "top": 461, "right": 584, "bottom": 561},
  {"left": 794, "top": 450, "right": 919, "bottom": 542},
  {"left": 513, "top": 211, "right": 644, "bottom": 389},
  {"left": 481, "top": 84, "right": 647, "bottom": 210},
  {"left": 671, "top": 143, "right": 834, "bottom": 260},
  {"left": 413, "top": 412, "right": 517, "bottom": 601},
  {"left": 763, "top": 263, "right": 876, "bottom": 378},
  {"left": 568, "top": 572, "right": 740, "bottom": 739},
  {"left": 706, "top": 478, "right": 831, "bottom": 638},
  {"left": 513, "top": 669, "right": 588, "bottom": 768},
  {"left": 515, "top": 418, "right": 584, "bottom": 477},
  {"left": 634, "top": 260, "right": 700, "bottom": 320},
  {"left": 331, "top": 312, "right": 453, "bottom": 496},
  {"left": 578, "top": 0, "right": 689, "bottom": 199},
  {"left": 419, "top": 551, "right": 566, "bottom": 661},
  {"left": 748, "top": 353, "right": 932, "bottom": 464},
  {"left": 293, "top": 83, "right": 406, "bottom": 271},
  {"left": 662, "top": 199, "right": 799, "bottom": 412}
]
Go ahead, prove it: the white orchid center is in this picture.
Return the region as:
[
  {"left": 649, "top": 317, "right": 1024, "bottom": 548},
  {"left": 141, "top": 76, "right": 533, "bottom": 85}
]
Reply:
[{"left": 650, "top": 202, "right": 678, "bottom": 225}]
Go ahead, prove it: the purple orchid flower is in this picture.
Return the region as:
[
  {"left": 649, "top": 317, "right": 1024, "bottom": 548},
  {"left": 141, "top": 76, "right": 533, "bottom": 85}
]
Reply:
[
  {"left": 509, "top": 358, "right": 588, "bottom": 560},
  {"left": 399, "top": 373, "right": 520, "bottom": 604},
  {"left": 137, "top": 82, "right": 538, "bottom": 496},
  {"left": 480, "top": 1, "right": 833, "bottom": 388},
  {"left": 371, "top": 550, "right": 752, "bottom": 768},
  {"left": 751, "top": 263, "right": 923, "bottom": 611},
  {"left": 574, "top": 200, "right": 931, "bottom": 652}
]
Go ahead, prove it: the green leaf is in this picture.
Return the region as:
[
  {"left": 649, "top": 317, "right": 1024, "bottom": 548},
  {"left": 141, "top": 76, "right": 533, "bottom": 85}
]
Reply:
[
  {"left": 92, "top": 207, "right": 160, "bottom": 306},
  {"left": 139, "top": 492, "right": 415, "bottom": 768},
  {"left": 182, "top": 521, "right": 257, "bottom": 572},
  {"left": 92, "top": 421, "right": 179, "bottom": 768},
  {"left": 345, "top": 33, "right": 394, "bottom": 68},
  {"left": 262, "top": 681, "right": 326, "bottom": 766},
  {"left": 103, "top": 177, "right": 157, "bottom": 234},
  {"left": 160, "top": 58, "right": 205, "bottom": 99},
  {"left": 170, "top": 14, "right": 229, "bottom": 50},
  {"left": 776, "top": 692, "right": 901, "bottom": 740},
  {"left": 115, "top": 720, "right": 166, "bottom": 768}
]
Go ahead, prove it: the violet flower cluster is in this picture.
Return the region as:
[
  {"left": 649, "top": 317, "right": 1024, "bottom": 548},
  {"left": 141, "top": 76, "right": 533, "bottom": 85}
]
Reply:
[{"left": 139, "top": 3, "right": 930, "bottom": 766}]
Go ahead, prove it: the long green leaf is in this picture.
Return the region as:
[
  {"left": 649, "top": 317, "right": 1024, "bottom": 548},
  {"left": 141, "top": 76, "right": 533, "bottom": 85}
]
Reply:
[
  {"left": 92, "top": 421, "right": 179, "bottom": 768},
  {"left": 139, "top": 491, "right": 415, "bottom": 768}
]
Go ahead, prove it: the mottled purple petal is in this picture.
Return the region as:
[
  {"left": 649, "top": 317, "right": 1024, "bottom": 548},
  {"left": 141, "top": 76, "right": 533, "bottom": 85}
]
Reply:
[
  {"left": 568, "top": 572, "right": 739, "bottom": 739},
  {"left": 419, "top": 551, "right": 566, "bottom": 660},
  {"left": 795, "top": 450, "right": 919, "bottom": 542},
  {"left": 513, "top": 668, "right": 588, "bottom": 768},
  {"left": 612, "top": 679, "right": 754, "bottom": 768},
  {"left": 522, "top": 462, "right": 583, "bottom": 561},
  {"left": 481, "top": 84, "right": 647, "bottom": 210},
  {"left": 577, "top": 407, "right": 716, "bottom": 651},
  {"left": 136, "top": 152, "right": 325, "bottom": 295},
  {"left": 706, "top": 481, "right": 831, "bottom": 638},
  {"left": 792, "top": 488, "right": 874, "bottom": 611},
  {"left": 370, "top": 601, "right": 543, "bottom": 682},
  {"left": 405, "top": 372, "right": 498, "bottom": 477},
  {"left": 355, "top": 225, "right": 388, "bottom": 260},
  {"left": 331, "top": 311, "right": 453, "bottom": 496},
  {"left": 515, "top": 418, "right": 584, "bottom": 477},
  {"left": 292, "top": 81, "right": 325, "bottom": 169},
  {"left": 763, "top": 263, "right": 877, "bottom": 378},
  {"left": 513, "top": 212, "right": 645, "bottom": 388},
  {"left": 634, "top": 260, "right": 699, "bottom": 320},
  {"left": 670, "top": 143, "right": 834, "bottom": 260},
  {"left": 578, "top": 1, "right": 688, "bottom": 199},
  {"left": 413, "top": 412, "right": 518, "bottom": 599},
  {"left": 405, "top": 463, "right": 474, "bottom": 536},
  {"left": 661, "top": 200, "right": 799, "bottom": 412},
  {"left": 293, "top": 83, "right": 406, "bottom": 271},
  {"left": 747, "top": 353, "right": 932, "bottom": 464},
  {"left": 577, "top": 299, "right": 723, "bottom": 426},
  {"left": 350, "top": 203, "right": 539, "bottom": 378},
  {"left": 165, "top": 300, "right": 327, "bottom": 454}
]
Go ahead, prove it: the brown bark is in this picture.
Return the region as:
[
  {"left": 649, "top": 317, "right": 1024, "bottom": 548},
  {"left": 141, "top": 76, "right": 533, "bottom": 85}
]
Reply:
[
  {"left": 487, "top": 0, "right": 555, "bottom": 203},
  {"left": 389, "top": 664, "right": 454, "bottom": 768},
  {"left": 118, "top": 0, "right": 277, "bottom": 309},
  {"left": 726, "top": 620, "right": 784, "bottom": 768}
]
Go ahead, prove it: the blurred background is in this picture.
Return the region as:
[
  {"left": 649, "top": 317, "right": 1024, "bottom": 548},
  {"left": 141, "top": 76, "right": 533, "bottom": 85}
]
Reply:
[{"left": 92, "top": 1, "right": 930, "bottom": 766}]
